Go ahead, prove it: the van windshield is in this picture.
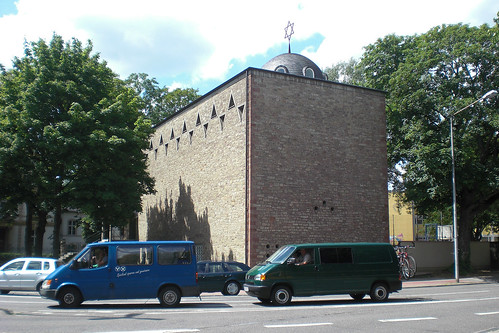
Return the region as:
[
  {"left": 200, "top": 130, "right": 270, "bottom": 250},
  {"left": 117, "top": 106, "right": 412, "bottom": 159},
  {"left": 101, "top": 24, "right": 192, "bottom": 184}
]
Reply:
[{"left": 265, "top": 246, "right": 296, "bottom": 264}]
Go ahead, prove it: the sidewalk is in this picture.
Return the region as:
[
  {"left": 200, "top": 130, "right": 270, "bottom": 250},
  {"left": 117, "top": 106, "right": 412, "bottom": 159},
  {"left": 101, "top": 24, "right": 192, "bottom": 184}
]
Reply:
[{"left": 403, "top": 270, "right": 499, "bottom": 288}]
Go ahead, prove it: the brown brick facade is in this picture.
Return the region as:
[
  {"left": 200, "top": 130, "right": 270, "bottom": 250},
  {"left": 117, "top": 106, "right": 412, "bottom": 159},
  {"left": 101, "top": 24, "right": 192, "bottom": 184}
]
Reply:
[{"left": 139, "top": 68, "right": 388, "bottom": 266}]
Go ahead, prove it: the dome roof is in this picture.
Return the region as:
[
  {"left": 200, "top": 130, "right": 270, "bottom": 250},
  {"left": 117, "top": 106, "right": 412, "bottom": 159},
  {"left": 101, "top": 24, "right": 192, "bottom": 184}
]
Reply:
[{"left": 261, "top": 53, "right": 325, "bottom": 80}]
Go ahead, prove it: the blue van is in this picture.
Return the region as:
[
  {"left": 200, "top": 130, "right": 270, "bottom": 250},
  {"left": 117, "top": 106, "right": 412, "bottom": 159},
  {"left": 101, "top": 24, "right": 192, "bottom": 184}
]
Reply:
[{"left": 40, "top": 241, "right": 199, "bottom": 307}]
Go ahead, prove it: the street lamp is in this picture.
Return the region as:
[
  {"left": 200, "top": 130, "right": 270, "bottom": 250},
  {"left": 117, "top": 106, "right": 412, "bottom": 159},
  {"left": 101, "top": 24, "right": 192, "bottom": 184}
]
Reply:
[{"left": 449, "top": 89, "right": 498, "bottom": 283}]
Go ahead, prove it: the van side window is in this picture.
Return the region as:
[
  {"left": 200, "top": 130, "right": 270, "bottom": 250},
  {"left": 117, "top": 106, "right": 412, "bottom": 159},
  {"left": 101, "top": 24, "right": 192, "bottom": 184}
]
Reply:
[
  {"left": 158, "top": 245, "right": 192, "bottom": 265},
  {"left": 117, "top": 246, "right": 153, "bottom": 266},
  {"left": 356, "top": 246, "right": 392, "bottom": 263},
  {"left": 90, "top": 247, "right": 109, "bottom": 268},
  {"left": 319, "top": 247, "right": 353, "bottom": 264}
]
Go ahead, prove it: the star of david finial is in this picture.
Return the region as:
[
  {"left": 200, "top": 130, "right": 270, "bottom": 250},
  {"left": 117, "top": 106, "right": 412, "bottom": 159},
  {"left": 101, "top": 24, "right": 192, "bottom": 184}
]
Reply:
[{"left": 284, "top": 21, "right": 294, "bottom": 53}]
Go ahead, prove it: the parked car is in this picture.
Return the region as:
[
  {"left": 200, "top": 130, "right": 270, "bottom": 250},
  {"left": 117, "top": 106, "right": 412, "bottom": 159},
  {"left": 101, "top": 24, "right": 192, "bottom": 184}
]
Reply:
[
  {"left": 197, "top": 261, "right": 250, "bottom": 295},
  {"left": 0, "top": 258, "right": 63, "bottom": 294}
]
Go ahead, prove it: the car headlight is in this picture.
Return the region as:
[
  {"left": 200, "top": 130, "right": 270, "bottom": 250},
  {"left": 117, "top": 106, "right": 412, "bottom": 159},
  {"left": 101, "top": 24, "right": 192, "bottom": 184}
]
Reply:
[
  {"left": 42, "top": 279, "right": 51, "bottom": 288},
  {"left": 254, "top": 273, "right": 266, "bottom": 281}
]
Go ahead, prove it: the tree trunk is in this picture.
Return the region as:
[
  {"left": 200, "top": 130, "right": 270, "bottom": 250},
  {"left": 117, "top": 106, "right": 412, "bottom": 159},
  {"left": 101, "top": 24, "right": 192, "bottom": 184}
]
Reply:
[
  {"left": 52, "top": 203, "right": 62, "bottom": 258},
  {"left": 34, "top": 210, "right": 48, "bottom": 256},
  {"left": 24, "top": 203, "right": 33, "bottom": 256},
  {"left": 458, "top": 193, "right": 477, "bottom": 272}
]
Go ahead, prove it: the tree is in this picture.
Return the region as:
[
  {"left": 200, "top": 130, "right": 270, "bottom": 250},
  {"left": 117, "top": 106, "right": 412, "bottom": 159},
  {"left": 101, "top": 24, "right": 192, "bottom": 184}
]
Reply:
[
  {"left": 125, "top": 73, "right": 200, "bottom": 126},
  {"left": 360, "top": 19, "right": 499, "bottom": 270},
  {"left": 324, "top": 58, "right": 364, "bottom": 85},
  {"left": 0, "top": 34, "right": 155, "bottom": 255}
]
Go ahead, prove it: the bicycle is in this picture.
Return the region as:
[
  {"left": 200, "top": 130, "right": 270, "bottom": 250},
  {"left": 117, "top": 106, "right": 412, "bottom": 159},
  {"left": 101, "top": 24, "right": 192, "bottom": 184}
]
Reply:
[{"left": 394, "top": 242, "right": 417, "bottom": 280}]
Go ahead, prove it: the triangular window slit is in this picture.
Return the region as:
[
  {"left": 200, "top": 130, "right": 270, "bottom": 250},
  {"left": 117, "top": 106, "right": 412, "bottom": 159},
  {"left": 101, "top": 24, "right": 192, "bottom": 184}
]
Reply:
[
  {"left": 238, "top": 105, "right": 245, "bottom": 122},
  {"left": 228, "top": 94, "right": 235, "bottom": 109}
]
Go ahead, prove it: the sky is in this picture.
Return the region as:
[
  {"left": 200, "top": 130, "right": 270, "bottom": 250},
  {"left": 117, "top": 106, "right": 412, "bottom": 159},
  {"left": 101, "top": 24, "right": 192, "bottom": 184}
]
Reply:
[{"left": 0, "top": 0, "right": 497, "bottom": 95}]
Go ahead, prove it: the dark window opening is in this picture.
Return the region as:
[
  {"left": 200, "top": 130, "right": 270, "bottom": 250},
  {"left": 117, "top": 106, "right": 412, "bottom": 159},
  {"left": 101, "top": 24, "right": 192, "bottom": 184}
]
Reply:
[
  {"left": 238, "top": 105, "right": 245, "bottom": 122},
  {"left": 304, "top": 67, "right": 315, "bottom": 78},
  {"left": 275, "top": 65, "right": 288, "bottom": 73},
  {"left": 228, "top": 94, "right": 235, "bottom": 109},
  {"left": 203, "top": 123, "right": 208, "bottom": 137},
  {"left": 219, "top": 114, "right": 225, "bottom": 131}
]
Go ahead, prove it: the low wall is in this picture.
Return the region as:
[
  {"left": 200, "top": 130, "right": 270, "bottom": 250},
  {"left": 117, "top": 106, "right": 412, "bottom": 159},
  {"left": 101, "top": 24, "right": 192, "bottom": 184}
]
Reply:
[{"left": 405, "top": 241, "right": 491, "bottom": 273}]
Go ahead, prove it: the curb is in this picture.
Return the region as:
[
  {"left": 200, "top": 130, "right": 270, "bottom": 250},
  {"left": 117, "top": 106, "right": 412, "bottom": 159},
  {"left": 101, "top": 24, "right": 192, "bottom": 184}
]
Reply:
[{"left": 403, "top": 277, "right": 487, "bottom": 288}]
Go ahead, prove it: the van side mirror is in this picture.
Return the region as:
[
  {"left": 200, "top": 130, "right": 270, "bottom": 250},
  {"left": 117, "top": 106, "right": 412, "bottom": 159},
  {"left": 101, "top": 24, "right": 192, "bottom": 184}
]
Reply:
[
  {"left": 69, "top": 261, "right": 78, "bottom": 270},
  {"left": 287, "top": 258, "right": 296, "bottom": 265}
]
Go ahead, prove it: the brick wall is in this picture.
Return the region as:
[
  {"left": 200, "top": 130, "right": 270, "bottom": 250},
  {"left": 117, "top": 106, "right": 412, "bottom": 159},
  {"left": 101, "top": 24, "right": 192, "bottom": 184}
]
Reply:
[
  {"left": 139, "top": 68, "right": 388, "bottom": 266},
  {"left": 247, "top": 70, "right": 388, "bottom": 265},
  {"left": 139, "top": 75, "right": 248, "bottom": 262}
]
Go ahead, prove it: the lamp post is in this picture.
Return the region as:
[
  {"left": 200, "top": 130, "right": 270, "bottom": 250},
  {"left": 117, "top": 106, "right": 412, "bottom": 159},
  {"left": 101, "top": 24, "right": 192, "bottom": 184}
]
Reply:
[{"left": 449, "top": 89, "right": 498, "bottom": 283}]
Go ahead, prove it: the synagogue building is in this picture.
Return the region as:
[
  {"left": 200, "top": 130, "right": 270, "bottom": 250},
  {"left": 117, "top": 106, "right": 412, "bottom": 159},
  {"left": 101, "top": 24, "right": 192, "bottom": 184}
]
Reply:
[{"left": 138, "top": 52, "right": 388, "bottom": 266}]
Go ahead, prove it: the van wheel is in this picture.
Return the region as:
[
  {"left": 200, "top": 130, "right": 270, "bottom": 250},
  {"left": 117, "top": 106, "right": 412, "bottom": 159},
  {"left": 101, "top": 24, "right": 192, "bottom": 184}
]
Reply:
[
  {"left": 159, "top": 286, "right": 181, "bottom": 307},
  {"left": 370, "top": 283, "right": 389, "bottom": 302},
  {"left": 222, "top": 281, "right": 240, "bottom": 296},
  {"left": 58, "top": 286, "right": 82, "bottom": 308},
  {"left": 271, "top": 286, "right": 292, "bottom": 306},
  {"left": 350, "top": 293, "right": 365, "bottom": 301}
]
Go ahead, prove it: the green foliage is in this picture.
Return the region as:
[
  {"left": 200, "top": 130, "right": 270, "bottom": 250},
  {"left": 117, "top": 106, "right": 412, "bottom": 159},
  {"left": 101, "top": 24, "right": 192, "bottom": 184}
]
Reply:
[
  {"left": 324, "top": 58, "right": 364, "bottom": 85},
  {"left": 125, "top": 73, "right": 200, "bottom": 125},
  {"left": 359, "top": 17, "right": 499, "bottom": 265},
  {"left": 0, "top": 34, "right": 156, "bottom": 251}
]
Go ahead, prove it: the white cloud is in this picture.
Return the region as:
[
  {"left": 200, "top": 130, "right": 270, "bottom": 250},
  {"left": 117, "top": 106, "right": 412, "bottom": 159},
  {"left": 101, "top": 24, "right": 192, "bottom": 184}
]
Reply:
[{"left": 0, "top": 0, "right": 497, "bottom": 90}]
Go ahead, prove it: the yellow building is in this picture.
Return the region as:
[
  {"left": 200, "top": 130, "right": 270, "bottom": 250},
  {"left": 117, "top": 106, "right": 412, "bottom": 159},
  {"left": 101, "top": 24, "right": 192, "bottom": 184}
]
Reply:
[{"left": 388, "top": 193, "right": 415, "bottom": 244}]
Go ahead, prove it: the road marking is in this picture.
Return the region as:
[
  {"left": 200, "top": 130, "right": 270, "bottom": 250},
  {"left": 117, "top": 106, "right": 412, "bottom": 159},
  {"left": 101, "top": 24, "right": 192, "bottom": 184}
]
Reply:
[
  {"left": 476, "top": 311, "right": 499, "bottom": 316},
  {"left": 264, "top": 322, "right": 333, "bottom": 328},
  {"left": 94, "top": 328, "right": 199, "bottom": 333},
  {"left": 379, "top": 317, "right": 437, "bottom": 323}
]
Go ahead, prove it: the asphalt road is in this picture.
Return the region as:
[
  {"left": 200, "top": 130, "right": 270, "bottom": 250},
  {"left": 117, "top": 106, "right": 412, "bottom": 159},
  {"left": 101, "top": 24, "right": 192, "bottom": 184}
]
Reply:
[{"left": 1, "top": 281, "right": 499, "bottom": 333}]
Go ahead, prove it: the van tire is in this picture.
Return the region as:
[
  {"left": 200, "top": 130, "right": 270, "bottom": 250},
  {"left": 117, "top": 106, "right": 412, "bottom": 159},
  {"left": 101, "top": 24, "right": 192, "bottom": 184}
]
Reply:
[
  {"left": 350, "top": 293, "right": 365, "bottom": 301},
  {"left": 271, "top": 286, "right": 292, "bottom": 306},
  {"left": 58, "top": 286, "right": 82, "bottom": 308},
  {"left": 159, "top": 286, "right": 181, "bottom": 307},
  {"left": 222, "top": 281, "right": 240, "bottom": 296},
  {"left": 370, "top": 283, "right": 389, "bottom": 302}
]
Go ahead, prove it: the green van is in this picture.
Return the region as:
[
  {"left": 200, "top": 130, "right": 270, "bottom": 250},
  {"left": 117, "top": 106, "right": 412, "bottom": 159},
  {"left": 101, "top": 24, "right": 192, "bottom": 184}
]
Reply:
[{"left": 243, "top": 243, "right": 401, "bottom": 305}]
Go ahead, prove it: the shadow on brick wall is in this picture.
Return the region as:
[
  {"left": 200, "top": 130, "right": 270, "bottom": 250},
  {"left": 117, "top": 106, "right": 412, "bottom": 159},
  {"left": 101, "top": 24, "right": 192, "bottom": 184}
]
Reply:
[{"left": 146, "top": 178, "right": 213, "bottom": 259}]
